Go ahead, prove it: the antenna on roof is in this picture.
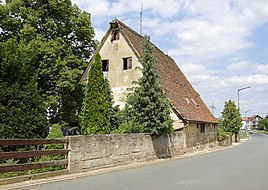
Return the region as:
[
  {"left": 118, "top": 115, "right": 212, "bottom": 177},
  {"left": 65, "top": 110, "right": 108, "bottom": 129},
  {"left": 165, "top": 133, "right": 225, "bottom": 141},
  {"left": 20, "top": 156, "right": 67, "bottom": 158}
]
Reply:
[
  {"left": 210, "top": 100, "right": 216, "bottom": 115},
  {"left": 140, "top": 2, "right": 143, "bottom": 35}
]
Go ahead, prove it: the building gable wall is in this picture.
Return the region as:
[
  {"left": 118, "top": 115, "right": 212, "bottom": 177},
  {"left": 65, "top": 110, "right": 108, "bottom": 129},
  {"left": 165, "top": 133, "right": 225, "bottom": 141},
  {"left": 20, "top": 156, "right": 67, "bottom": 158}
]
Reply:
[
  {"left": 99, "top": 30, "right": 142, "bottom": 108},
  {"left": 99, "top": 30, "right": 185, "bottom": 129}
]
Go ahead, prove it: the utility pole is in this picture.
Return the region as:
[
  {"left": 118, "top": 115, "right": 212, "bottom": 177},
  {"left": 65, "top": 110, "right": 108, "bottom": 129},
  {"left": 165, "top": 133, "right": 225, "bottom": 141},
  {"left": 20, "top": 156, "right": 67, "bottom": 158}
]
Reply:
[{"left": 140, "top": 3, "right": 143, "bottom": 35}]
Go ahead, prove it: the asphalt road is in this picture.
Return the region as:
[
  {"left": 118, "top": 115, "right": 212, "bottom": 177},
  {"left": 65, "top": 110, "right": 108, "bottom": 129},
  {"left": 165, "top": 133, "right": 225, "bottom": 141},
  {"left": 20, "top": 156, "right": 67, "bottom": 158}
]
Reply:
[{"left": 18, "top": 133, "right": 268, "bottom": 190}]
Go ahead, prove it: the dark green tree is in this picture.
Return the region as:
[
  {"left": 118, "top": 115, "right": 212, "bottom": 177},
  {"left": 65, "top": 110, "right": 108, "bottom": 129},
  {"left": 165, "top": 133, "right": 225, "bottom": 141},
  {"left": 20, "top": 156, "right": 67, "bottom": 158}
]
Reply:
[
  {"left": 257, "top": 118, "right": 268, "bottom": 130},
  {"left": 222, "top": 100, "right": 242, "bottom": 142},
  {"left": 80, "top": 53, "right": 111, "bottom": 135},
  {"left": 123, "top": 36, "right": 173, "bottom": 135},
  {"left": 0, "top": 39, "right": 48, "bottom": 139},
  {"left": 217, "top": 117, "right": 228, "bottom": 142},
  {"left": 105, "top": 79, "right": 120, "bottom": 130},
  {"left": 0, "top": 0, "right": 97, "bottom": 126}
]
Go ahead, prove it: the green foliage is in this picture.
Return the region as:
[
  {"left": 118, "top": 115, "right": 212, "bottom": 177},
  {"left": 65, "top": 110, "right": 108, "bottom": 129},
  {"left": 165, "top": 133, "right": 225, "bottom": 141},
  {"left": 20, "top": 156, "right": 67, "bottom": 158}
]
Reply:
[
  {"left": 0, "top": 0, "right": 97, "bottom": 127},
  {"left": 0, "top": 39, "right": 48, "bottom": 139},
  {"left": 45, "top": 124, "right": 64, "bottom": 150},
  {"left": 221, "top": 100, "right": 242, "bottom": 142},
  {"left": 47, "top": 124, "right": 64, "bottom": 139},
  {"left": 80, "top": 53, "right": 111, "bottom": 135},
  {"left": 217, "top": 118, "right": 229, "bottom": 142},
  {"left": 257, "top": 118, "right": 268, "bottom": 130},
  {"left": 105, "top": 79, "right": 121, "bottom": 130},
  {"left": 115, "top": 120, "right": 145, "bottom": 134},
  {"left": 124, "top": 36, "right": 173, "bottom": 135}
]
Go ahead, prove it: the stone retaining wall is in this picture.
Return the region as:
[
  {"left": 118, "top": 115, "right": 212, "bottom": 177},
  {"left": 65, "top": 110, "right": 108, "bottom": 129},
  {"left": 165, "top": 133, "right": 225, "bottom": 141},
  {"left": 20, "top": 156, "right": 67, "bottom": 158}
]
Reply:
[{"left": 67, "top": 131, "right": 216, "bottom": 173}]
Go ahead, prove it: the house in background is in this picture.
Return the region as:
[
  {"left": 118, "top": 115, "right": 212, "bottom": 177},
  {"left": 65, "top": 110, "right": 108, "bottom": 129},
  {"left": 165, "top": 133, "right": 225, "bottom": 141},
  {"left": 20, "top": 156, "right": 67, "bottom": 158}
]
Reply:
[
  {"left": 242, "top": 115, "right": 263, "bottom": 131},
  {"left": 81, "top": 19, "right": 219, "bottom": 149}
]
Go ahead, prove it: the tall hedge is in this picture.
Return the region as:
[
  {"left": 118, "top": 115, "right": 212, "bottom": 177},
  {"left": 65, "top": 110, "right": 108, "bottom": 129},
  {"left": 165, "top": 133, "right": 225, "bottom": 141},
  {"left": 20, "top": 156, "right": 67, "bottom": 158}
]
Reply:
[
  {"left": 0, "top": 39, "right": 48, "bottom": 139},
  {"left": 80, "top": 53, "right": 111, "bottom": 134}
]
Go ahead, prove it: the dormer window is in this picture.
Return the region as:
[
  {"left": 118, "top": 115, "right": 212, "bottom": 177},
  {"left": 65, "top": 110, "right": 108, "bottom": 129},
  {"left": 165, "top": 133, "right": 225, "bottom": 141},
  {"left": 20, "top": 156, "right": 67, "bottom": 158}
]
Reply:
[
  {"left": 102, "top": 59, "right": 109, "bottom": 72},
  {"left": 123, "top": 57, "right": 132, "bottom": 70}
]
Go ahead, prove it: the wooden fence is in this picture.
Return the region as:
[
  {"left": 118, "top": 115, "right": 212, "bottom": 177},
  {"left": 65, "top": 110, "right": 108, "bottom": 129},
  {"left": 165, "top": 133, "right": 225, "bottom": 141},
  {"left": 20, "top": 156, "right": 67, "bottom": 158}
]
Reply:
[{"left": 0, "top": 139, "right": 69, "bottom": 174}]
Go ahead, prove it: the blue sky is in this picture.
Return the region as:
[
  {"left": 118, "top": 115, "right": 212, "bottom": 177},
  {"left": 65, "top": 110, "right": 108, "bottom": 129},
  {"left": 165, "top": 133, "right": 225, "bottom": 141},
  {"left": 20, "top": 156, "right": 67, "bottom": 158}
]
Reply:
[{"left": 72, "top": 0, "right": 268, "bottom": 118}]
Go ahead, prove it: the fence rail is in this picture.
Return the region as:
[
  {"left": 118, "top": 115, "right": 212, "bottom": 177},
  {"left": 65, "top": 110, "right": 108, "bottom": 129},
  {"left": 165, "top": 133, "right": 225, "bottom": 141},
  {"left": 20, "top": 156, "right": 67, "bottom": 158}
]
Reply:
[
  {"left": 0, "top": 160, "right": 68, "bottom": 173},
  {"left": 0, "top": 139, "right": 68, "bottom": 146},
  {"left": 0, "top": 138, "right": 69, "bottom": 174}
]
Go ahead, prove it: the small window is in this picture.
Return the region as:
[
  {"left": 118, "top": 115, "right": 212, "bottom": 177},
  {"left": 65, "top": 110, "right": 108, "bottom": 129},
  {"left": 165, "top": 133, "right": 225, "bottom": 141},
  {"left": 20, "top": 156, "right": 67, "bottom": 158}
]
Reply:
[
  {"left": 123, "top": 57, "right": 132, "bottom": 70},
  {"left": 111, "top": 30, "right": 120, "bottom": 41},
  {"left": 102, "top": 60, "right": 109, "bottom": 72},
  {"left": 199, "top": 123, "right": 205, "bottom": 133}
]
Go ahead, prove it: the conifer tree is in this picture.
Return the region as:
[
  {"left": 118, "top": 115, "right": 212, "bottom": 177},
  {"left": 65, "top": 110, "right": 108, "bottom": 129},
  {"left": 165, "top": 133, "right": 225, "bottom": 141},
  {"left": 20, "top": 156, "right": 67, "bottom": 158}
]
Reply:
[
  {"left": 125, "top": 36, "right": 173, "bottom": 135},
  {"left": 0, "top": 39, "right": 48, "bottom": 139},
  {"left": 222, "top": 100, "right": 242, "bottom": 142},
  {"left": 80, "top": 53, "right": 111, "bottom": 134}
]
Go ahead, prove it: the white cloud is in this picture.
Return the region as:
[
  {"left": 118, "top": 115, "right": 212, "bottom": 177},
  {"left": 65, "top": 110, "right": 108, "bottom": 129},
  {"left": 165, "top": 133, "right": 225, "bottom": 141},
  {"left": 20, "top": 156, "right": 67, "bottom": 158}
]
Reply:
[
  {"left": 226, "top": 74, "right": 268, "bottom": 85},
  {"left": 94, "top": 28, "right": 106, "bottom": 41},
  {"left": 256, "top": 64, "right": 268, "bottom": 74},
  {"left": 227, "top": 60, "right": 250, "bottom": 71}
]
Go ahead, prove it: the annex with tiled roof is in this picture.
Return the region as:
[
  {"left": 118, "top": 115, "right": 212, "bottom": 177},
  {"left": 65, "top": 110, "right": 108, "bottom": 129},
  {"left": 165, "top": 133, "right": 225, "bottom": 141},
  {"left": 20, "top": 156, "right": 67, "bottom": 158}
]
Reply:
[{"left": 82, "top": 19, "right": 218, "bottom": 124}]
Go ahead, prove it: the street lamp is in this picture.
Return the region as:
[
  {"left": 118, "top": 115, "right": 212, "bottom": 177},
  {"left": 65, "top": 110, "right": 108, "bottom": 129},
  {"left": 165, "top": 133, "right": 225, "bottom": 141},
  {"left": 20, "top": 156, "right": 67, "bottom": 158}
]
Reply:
[{"left": 237, "top": 86, "right": 251, "bottom": 111}]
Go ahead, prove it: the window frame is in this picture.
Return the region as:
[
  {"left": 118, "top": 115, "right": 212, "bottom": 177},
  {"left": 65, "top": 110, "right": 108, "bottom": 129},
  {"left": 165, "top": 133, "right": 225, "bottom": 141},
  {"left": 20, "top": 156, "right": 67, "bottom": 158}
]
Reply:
[
  {"left": 111, "top": 30, "right": 120, "bottom": 41},
  {"left": 102, "top": 59, "right": 109, "bottom": 72},
  {"left": 198, "top": 123, "right": 206, "bottom": 133},
  {"left": 122, "top": 57, "right": 132, "bottom": 70}
]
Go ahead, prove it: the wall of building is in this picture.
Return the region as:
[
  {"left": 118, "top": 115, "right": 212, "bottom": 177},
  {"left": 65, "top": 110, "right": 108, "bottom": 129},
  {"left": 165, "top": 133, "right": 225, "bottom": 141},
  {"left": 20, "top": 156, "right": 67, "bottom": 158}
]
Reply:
[
  {"left": 68, "top": 131, "right": 216, "bottom": 173},
  {"left": 99, "top": 31, "right": 186, "bottom": 130},
  {"left": 100, "top": 31, "right": 142, "bottom": 109},
  {"left": 185, "top": 123, "right": 217, "bottom": 152}
]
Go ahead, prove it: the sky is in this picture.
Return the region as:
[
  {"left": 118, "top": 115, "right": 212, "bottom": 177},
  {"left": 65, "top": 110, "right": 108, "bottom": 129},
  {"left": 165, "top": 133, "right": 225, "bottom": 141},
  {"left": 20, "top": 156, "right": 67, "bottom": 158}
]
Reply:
[{"left": 71, "top": 0, "right": 268, "bottom": 118}]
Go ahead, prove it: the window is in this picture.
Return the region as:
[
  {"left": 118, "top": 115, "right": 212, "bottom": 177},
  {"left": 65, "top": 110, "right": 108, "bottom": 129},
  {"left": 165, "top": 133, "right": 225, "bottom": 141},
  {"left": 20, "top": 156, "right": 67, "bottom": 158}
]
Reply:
[
  {"left": 198, "top": 123, "right": 206, "bottom": 133},
  {"left": 102, "top": 60, "right": 109, "bottom": 72},
  {"left": 123, "top": 57, "right": 132, "bottom": 70},
  {"left": 111, "top": 30, "right": 120, "bottom": 41}
]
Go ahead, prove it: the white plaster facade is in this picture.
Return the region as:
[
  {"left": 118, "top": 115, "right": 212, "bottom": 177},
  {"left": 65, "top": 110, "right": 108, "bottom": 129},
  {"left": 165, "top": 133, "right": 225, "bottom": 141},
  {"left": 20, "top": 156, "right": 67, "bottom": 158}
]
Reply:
[
  {"left": 100, "top": 30, "right": 142, "bottom": 109},
  {"left": 98, "top": 29, "right": 184, "bottom": 130}
]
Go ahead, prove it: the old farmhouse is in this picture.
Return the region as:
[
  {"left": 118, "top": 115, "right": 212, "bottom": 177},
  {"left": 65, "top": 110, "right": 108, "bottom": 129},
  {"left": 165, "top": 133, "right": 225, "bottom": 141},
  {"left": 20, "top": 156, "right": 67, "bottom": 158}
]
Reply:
[{"left": 81, "top": 19, "right": 219, "bottom": 149}]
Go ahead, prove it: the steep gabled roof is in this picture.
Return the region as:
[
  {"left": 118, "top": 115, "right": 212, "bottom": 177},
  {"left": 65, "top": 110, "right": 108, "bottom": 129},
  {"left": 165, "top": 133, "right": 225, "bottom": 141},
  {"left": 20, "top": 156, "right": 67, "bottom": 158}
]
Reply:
[
  {"left": 82, "top": 19, "right": 218, "bottom": 124},
  {"left": 246, "top": 115, "right": 263, "bottom": 121}
]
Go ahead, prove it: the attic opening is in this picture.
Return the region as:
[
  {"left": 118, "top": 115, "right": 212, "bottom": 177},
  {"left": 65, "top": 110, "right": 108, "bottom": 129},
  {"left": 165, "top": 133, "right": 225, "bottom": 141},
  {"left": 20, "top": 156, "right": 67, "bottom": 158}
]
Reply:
[
  {"left": 110, "top": 21, "right": 120, "bottom": 42},
  {"left": 111, "top": 30, "right": 120, "bottom": 41},
  {"left": 102, "top": 59, "right": 109, "bottom": 72},
  {"left": 123, "top": 57, "right": 132, "bottom": 70}
]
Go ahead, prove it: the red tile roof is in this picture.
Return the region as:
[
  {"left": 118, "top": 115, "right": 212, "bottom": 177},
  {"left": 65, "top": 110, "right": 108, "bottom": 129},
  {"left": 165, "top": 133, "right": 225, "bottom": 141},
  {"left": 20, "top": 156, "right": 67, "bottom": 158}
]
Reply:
[
  {"left": 82, "top": 19, "right": 219, "bottom": 124},
  {"left": 244, "top": 115, "right": 263, "bottom": 121}
]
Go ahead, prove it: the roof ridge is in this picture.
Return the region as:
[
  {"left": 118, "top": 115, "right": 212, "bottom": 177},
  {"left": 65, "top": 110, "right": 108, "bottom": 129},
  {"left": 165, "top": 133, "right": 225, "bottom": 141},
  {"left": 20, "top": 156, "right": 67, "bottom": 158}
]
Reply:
[{"left": 114, "top": 19, "right": 144, "bottom": 39}]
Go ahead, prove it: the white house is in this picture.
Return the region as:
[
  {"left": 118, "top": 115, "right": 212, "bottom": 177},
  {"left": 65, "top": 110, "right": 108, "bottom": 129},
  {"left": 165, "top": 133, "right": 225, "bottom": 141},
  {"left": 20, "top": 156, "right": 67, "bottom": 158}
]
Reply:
[{"left": 242, "top": 115, "right": 263, "bottom": 131}]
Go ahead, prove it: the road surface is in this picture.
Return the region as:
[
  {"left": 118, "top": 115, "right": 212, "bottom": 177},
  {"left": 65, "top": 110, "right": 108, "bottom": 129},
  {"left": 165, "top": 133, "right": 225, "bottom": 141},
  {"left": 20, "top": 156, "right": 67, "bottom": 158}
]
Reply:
[{"left": 17, "top": 133, "right": 268, "bottom": 190}]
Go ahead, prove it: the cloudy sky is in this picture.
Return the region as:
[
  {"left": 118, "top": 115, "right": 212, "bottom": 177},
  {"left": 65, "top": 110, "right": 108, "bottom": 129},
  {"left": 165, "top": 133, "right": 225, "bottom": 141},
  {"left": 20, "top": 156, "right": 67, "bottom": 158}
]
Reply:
[{"left": 72, "top": 0, "right": 268, "bottom": 118}]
